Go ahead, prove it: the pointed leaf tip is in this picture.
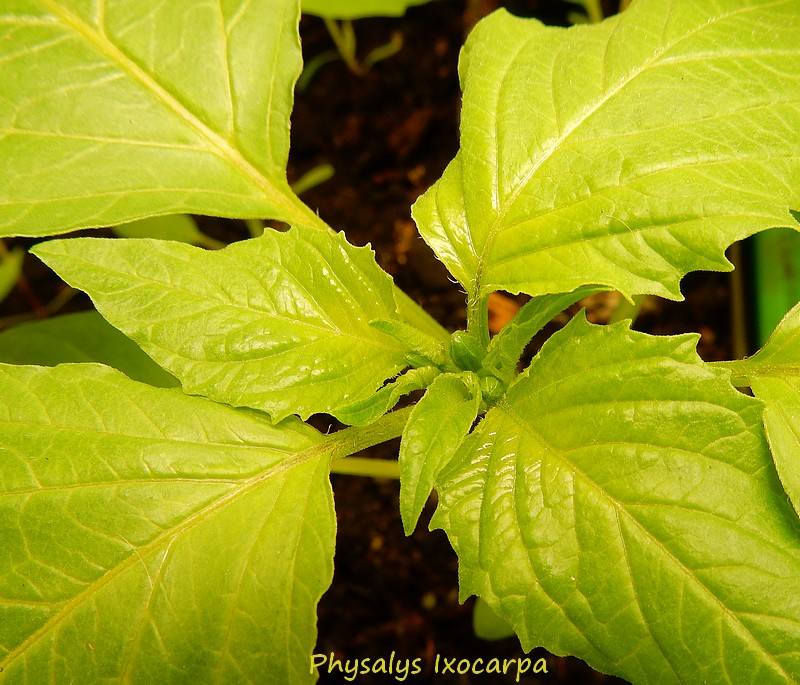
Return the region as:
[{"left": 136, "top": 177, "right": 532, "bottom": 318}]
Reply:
[{"left": 33, "top": 227, "right": 414, "bottom": 421}]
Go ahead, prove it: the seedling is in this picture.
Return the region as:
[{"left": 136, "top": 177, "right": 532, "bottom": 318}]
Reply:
[{"left": 1, "top": 1, "right": 799, "bottom": 684}]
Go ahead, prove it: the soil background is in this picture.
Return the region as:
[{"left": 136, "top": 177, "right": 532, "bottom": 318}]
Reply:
[{"left": 0, "top": 1, "right": 739, "bottom": 684}]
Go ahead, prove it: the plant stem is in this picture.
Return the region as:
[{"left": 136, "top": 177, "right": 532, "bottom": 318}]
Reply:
[
  {"left": 244, "top": 218, "right": 264, "bottom": 238},
  {"left": 325, "top": 405, "right": 413, "bottom": 463},
  {"left": 291, "top": 163, "right": 335, "bottom": 196},
  {"left": 331, "top": 457, "right": 400, "bottom": 479},
  {"left": 709, "top": 361, "right": 751, "bottom": 388},
  {"left": 467, "top": 293, "right": 490, "bottom": 349},
  {"left": 581, "top": 0, "right": 604, "bottom": 23},
  {"left": 727, "top": 242, "right": 750, "bottom": 360},
  {"left": 0, "top": 286, "right": 77, "bottom": 330},
  {"left": 323, "top": 18, "right": 365, "bottom": 76}
]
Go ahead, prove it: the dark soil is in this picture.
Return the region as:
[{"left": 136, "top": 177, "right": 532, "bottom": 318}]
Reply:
[{"left": 0, "top": 1, "right": 738, "bottom": 683}]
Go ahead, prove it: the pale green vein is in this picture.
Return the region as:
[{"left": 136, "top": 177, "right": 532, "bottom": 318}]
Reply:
[
  {"left": 0, "top": 406, "right": 411, "bottom": 671},
  {"left": 501, "top": 401, "right": 794, "bottom": 681},
  {"left": 35, "top": 0, "right": 323, "bottom": 230}
]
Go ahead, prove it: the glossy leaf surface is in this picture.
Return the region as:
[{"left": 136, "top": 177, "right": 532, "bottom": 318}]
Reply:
[
  {"left": 729, "top": 301, "right": 800, "bottom": 517},
  {"left": 0, "top": 363, "right": 334, "bottom": 684},
  {"left": 0, "top": 311, "right": 177, "bottom": 387},
  {"left": 432, "top": 314, "right": 800, "bottom": 683},
  {"left": 33, "top": 228, "right": 412, "bottom": 422},
  {"left": 399, "top": 371, "right": 480, "bottom": 534},
  {"left": 413, "top": 1, "right": 800, "bottom": 301},
  {"left": 0, "top": 0, "right": 321, "bottom": 237}
]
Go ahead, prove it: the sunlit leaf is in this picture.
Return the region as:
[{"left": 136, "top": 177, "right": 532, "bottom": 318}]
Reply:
[
  {"left": 413, "top": 1, "right": 800, "bottom": 301},
  {"left": 32, "top": 227, "right": 413, "bottom": 422},
  {"left": 0, "top": 363, "right": 333, "bottom": 684},
  {"left": 301, "top": 0, "right": 434, "bottom": 19},
  {"left": 0, "top": 0, "right": 321, "bottom": 237},
  {"left": 432, "top": 314, "right": 800, "bottom": 683},
  {"left": 727, "top": 301, "right": 800, "bottom": 517}
]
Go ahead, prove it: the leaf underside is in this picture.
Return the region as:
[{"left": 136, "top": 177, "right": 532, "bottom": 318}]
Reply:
[
  {"left": 0, "top": 310, "right": 177, "bottom": 387},
  {"left": 432, "top": 314, "right": 800, "bottom": 684},
  {"left": 0, "top": 363, "right": 334, "bottom": 684},
  {"left": 412, "top": 0, "right": 800, "bottom": 302}
]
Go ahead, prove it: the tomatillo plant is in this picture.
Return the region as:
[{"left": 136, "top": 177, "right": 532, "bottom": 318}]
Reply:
[{"left": 2, "top": 1, "right": 800, "bottom": 683}]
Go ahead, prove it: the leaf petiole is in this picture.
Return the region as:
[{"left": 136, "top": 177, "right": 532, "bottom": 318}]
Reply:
[
  {"left": 325, "top": 405, "right": 414, "bottom": 463},
  {"left": 330, "top": 457, "right": 400, "bottom": 479}
]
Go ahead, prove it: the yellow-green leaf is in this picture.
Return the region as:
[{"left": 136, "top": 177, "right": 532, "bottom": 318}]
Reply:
[{"left": 0, "top": 363, "right": 334, "bottom": 684}]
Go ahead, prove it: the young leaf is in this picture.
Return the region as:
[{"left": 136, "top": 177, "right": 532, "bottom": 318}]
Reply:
[
  {"left": 0, "top": 0, "right": 322, "bottom": 237},
  {"left": 0, "top": 363, "right": 333, "bottom": 685},
  {"left": 482, "top": 286, "right": 603, "bottom": 384},
  {"left": 412, "top": 1, "right": 800, "bottom": 302},
  {"left": 726, "top": 301, "right": 800, "bottom": 517},
  {"left": 0, "top": 311, "right": 178, "bottom": 387},
  {"left": 335, "top": 366, "right": 440, "bottom": 426},
  {"left": 369, "top": 318, "right": 449, "bottom": 368},
  {"left": 399, "top": 371, "right": 480, "bottom": 535},
  {"left": 432, "top": 314, "right": 800, "bottom": 683},
  {"left": 32, "top": 227, "right": 413, "bottom": 422}
]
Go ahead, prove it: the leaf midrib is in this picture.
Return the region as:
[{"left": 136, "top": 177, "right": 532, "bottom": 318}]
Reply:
[
  {"left": 0, "top": 437, "right": 332, "bottom": 671},
  {"left": 42, "top": 247, "right": 408, "bottom": 355},
  {"left": 470, "top": 1, "right": 793, "bottom": 299},
  {"left": 743, "top": 363, "right": 800, "bottom": 378},
  {"left": 36, "top": 0, "right": 323, "bottom": 230}
]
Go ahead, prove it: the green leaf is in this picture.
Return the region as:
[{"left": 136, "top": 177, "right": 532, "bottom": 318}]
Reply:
[
  {"left": 412, "top": 1, "right": 800, "bottom": 302},
  {"left": 400, "top": 371, "right": 480, "bottom": 535},
  {"left": 301, "top": 0, "right": 434, "bottom": 19},
  {"left": 335, "top": 366, "right": 439, "bottom": 426},
  {"left": 448, "top": 330, "right": 484, "bottom": 372},
  {"left": 0, "top": 247, "right": 24, "bottom": 302},
  {"left": 432, "top": 314, "right": 800, "bottom": 683},
  {"left": 727, "top": 301, "right": 800, "bottom": 517},
  {"left": 113, "top": 214, "right": 222, "bottom": 250},
  {"left": 0, "top": 310, "right": 178, "bottom": 387},
  {"left": 370, "top": 318, "right": 449, "bottom": 368},
  {"left": 483, "top": 286, "right": 602, "bottom": 384},
  {"left": 749, "top": 377, "right": 800, "bottom": 520},
  {"left": 0, "top": 0, "right": 322, "bottom": 237},
  {"left": 473, "top": 597, "right": 514, "bottom": 641},
  {"left": 0, "top": 363, "right": 334, "bottom": 684},
  {"left": 32, "top": 227, "right": 412, "bottom": 422}
]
